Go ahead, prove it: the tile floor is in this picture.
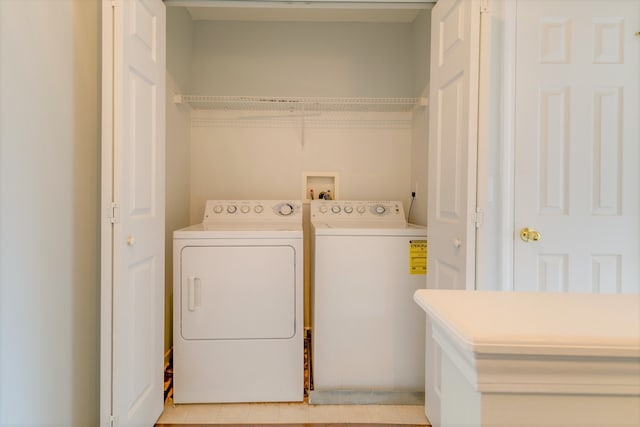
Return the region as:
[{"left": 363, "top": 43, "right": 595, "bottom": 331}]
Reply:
[{"left": 157, "top": 400, "right": 430, "bottom": 425}]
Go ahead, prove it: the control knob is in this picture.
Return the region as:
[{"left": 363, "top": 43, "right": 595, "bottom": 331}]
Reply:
[
  {"left": 227, "top": 205, "right": 237, "bottom": 214},
  {"left": 319, "top": 205, "right": 328, "bottom": 214},
  {"left": 254, "top": 205, "right": 264, "bottom": 213},
  {"left": 240, "top": 205, "right": 250, "bottom": 214},
  {"left": 357, "top": 206, "right": 366, "bottom": 214},
  {"left": 331, "top": 205, "right": 341, "bottom": 214},
  {"left": 213, "top": 205, "right": 223, "bottom": 214},
  {"left": 344, "top": 206, "right": 353, "bottom": 214},
  {"left": 278, "top": 203, "right": 294, "bottom": 216},
  {"left": 374, "top": 205, "right": 386, "bottom": 215}
]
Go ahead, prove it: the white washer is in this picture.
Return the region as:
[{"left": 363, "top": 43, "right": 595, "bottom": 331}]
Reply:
[
  {"left": 310, "top": 200, "right": 427, "bottom": 404},
  {"left": 173, "top": 200, "right": 304, "bottom": 403}
]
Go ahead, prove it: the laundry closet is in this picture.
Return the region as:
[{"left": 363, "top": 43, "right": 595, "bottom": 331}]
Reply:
[
  {"left": 100, "top": 0, "right": 640, "bottom": 424},
  {"left": 164, "top": 0, "right": 433, "bottom": 340}
]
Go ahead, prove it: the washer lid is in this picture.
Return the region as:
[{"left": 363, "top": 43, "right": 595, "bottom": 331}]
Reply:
[{"left": 313, "top": 221, "right": 426, "bottom": 237}]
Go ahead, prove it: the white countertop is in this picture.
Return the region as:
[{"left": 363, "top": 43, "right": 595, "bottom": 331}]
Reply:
[{"left": 414, "top": 290, "right": 640, "bottom": 358}]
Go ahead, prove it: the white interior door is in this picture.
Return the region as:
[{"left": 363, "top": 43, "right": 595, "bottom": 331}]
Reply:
[
  {"left": 426, "top": 0, "right": 483, "bottom": 425},
  {"left": 101, "top": 1, "right": 166, "bottom": 426},
  {"left": 514, "top": 0, "right": 639, "bottom": 294}
]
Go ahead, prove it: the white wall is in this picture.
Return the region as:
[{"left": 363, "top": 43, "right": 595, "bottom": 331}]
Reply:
[
  {"left": 0, "top": 0, "right": 100, "bottom": 424},
  {"left": 165, "top": 6, "right": 193, "bottom": 357},
  {"left": 189, "top": 111, "right": 414, "bottom": 222}
]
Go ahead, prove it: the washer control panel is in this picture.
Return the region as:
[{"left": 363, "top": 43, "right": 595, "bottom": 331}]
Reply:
[
  {"left": 311, "top": 200, "right": 405, "bottom": 221},
  {"left": 203, "top": 200, "right": 302, "bottom": 222}
]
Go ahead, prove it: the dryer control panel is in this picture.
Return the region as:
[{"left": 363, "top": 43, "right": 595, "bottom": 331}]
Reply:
[
  {"left": 310, "top": 200, "right": 406, "bottom": 222},
  {"left": 203, "top": 200, "right": 302, "bottom": 222}
]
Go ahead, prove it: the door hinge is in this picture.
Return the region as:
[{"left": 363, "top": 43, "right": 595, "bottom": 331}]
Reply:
[
  {"left": 111, "top": 0, "right": 116, "bottom": 8},
  {"left": 480, "top": 0, "right": 490, "bottom": 14},
  {"left": 109, "top": 415, "right": 118, "bottom": 427},
  {"left": 108, "top": 202, "right": 120, "bottom": 224},
  {"left": 473, "top": 208, "right": 484, "bottom": 228}
]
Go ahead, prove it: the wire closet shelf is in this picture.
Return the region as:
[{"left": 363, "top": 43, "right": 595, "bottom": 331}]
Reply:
[{"left": 175, "top": 95, "right": 422, "bottom": 113}]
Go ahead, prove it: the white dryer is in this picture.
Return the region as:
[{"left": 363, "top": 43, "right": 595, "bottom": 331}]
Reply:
[
  {"left": 173, "top": 200, "right": 304, "bottom": 403},
  {"left": 309, "top": 200, "right": 427, "bottom": 404}
]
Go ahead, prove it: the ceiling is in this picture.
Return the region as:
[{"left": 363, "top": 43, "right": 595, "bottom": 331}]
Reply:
[
  {"left": 171, "top": 2, "right": 432, "bottom": 23},
  {"left": 187, "top": 7, "right": 423, "bottom": 22}
]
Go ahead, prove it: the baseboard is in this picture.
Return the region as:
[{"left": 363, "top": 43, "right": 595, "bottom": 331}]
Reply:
[{"left": 308, "top": 389, "right": 424, "bottom": 405}]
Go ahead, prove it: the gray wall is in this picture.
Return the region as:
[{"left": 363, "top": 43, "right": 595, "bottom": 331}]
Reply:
[
  {"left": 412, "top": 9, "right": 431, "bottom": 98},
  {"left": 0, "top": 0, "right": 100, "bottom": 424},
  {"left": 165, "top": 6, "right": 194, "bottom": 357},
  {"left": 409, "top": 8, "right": 431, "bottom": 226},
  {"left": 190, "top": 20, "right": 416, "bottom": 97}
]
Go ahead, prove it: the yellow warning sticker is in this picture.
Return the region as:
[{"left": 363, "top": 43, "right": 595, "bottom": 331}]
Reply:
[{"left": 409, "top": 240, "right": 427, "bottom": 275}]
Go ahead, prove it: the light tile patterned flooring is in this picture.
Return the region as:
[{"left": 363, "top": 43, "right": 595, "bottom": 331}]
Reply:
[{"left": 157, "top": 401, "right": 430, "bottom": 425}]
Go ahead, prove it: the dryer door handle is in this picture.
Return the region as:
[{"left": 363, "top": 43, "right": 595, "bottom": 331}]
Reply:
[{"left": 188, "top": 276, "right": 202, "bottom": 312}]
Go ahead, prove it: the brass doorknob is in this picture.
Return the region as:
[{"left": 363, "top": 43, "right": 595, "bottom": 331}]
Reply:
[{"left": 520, "top": 227, "right": 541, "bottom": 242}]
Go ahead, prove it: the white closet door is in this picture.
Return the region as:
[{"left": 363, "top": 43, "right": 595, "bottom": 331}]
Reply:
[
  {"left": 101, "top": 0, "right": 166, "bottom": 426},
  {"left": 427, "top": 0, "right": 482, "bottom": 425},
  {"left": 514, "top": 0, "right": 639, "bottom": 294}
]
